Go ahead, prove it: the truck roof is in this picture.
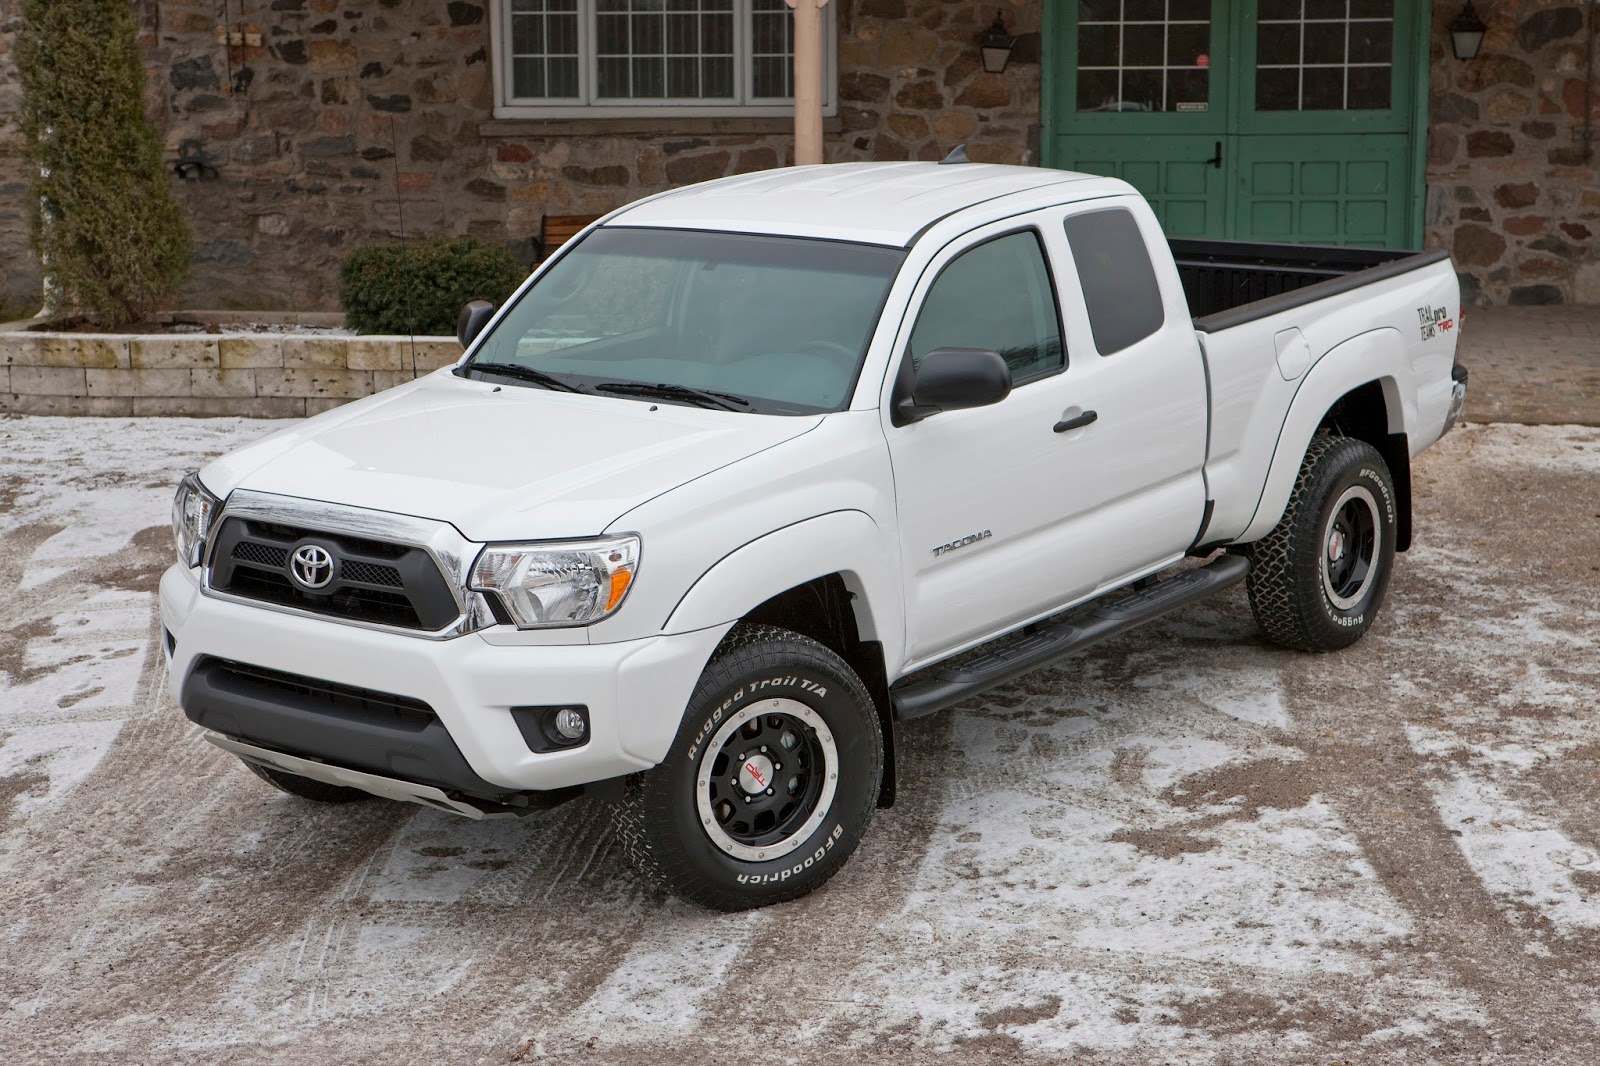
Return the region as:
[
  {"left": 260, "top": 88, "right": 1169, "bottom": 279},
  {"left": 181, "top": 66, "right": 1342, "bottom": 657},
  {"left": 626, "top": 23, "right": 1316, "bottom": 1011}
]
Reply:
[{"left": 605, "top": 162, "right": 1126, "bottom": 248}]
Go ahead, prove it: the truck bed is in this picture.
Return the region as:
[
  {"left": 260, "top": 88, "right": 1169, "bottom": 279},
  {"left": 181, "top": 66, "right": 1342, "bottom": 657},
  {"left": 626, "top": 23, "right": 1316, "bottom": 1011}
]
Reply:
[{"left": 1172, "top": 239, "right": 1451, "bottom": 332}]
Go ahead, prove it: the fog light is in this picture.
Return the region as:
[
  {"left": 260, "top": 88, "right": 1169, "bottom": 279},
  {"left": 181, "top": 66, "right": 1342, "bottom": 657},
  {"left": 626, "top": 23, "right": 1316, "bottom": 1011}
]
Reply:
[
  {"left": 510, "top": 705, "right": 592, "bottom": 753},
  {"left": 554, "top": 707, "right": 587, "bottom": 741}
]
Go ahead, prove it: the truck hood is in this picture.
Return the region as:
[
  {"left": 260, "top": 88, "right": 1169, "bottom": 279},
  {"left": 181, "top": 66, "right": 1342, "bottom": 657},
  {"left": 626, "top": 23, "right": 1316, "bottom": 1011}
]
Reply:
[{"left": 203, "top": 373, "right": 823, "bottom": 541}]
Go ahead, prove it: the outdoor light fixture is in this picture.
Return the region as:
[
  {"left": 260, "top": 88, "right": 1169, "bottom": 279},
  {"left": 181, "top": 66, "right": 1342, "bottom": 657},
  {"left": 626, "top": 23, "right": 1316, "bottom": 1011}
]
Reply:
[
  {"left": 1450, "top": 1, "right": 1487, "bottom": 60},
  {"left": 979, "top": 12, "right": 1016, "bottom": 74}
]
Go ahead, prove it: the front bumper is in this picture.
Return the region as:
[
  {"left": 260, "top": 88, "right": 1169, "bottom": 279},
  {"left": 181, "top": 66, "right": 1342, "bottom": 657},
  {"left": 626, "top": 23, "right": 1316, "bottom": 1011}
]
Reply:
[{"left": 160, "top": 564, "right": 728, "bottom": 796}]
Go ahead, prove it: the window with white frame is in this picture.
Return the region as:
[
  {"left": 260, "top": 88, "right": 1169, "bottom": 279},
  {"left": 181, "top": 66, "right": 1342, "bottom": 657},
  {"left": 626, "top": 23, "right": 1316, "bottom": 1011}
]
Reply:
[{"left": 491, "top": 0, "right": 836, "bottom": 118}]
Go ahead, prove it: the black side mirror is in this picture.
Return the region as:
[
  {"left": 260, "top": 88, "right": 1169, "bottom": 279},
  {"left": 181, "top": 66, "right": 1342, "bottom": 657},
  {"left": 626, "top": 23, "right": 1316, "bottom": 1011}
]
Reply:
[
  {"left": 895, "top": 347, "right": 1012, "bottom": 424},
  {"left": 457, "top": 300, "right": 496, "bottom": 349}
]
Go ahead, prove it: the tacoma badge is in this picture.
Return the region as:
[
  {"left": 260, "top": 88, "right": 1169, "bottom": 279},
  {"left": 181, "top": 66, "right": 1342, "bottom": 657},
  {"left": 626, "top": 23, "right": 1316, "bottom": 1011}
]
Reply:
[{"left": 932, "top": 530, "right": 992, "bottom": 557}]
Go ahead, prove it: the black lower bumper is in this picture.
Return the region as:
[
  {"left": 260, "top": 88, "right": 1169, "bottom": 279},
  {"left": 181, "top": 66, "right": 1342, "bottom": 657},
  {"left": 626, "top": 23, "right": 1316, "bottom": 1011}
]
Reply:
[{"left": 181, "top": 657, "right": 515, "bottom": 802}]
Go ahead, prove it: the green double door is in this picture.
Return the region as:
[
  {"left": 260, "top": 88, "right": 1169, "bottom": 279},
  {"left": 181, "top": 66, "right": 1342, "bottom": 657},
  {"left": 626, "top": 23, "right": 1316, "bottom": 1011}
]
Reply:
[{"left": 1044, "top": 1, "right": 1431, "bottom": 248}]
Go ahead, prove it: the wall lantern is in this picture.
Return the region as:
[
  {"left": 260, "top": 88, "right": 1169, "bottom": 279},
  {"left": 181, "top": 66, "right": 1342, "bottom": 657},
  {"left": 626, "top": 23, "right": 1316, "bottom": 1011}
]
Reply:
[
  {"left": 979, "top": 12, "right": 1016, "bottom": 75},
  {"left": 1449, "top": 1, "right": 1487, "bottom": 60}
]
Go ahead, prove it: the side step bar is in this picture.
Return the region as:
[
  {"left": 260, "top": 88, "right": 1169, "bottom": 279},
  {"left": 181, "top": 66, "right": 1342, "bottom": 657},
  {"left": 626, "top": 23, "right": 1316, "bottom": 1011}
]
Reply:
[{"left": 890, "top": 553, "right": 1250, "bottom": 721}]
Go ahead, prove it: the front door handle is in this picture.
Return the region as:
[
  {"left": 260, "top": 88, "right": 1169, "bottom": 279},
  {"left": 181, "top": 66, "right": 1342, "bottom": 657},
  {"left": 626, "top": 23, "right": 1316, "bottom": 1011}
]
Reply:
[
  {"left": 1206, "top": 140, "right": 1222, "bottom": 169},
  {"left": 1053, "top": 409, "right": 1098, "bottom": 433}
]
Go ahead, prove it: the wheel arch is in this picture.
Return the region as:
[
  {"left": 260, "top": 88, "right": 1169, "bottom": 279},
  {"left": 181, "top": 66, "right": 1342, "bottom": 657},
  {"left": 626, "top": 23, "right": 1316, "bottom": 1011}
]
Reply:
[
  {"left": 1238, "top": 328, "right": 1417, "bottom": 547},
  {"left": 662, "top": 512, "right": 902, "bottom": 808}
]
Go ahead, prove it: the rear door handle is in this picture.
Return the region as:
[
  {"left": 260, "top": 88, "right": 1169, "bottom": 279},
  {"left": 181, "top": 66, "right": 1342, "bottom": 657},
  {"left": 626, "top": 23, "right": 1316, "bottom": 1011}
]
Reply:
[
  {"left": 1053, "top": 410, "right": 1098, "bottom": 433},
  {"left": 1206, "top": 140, "right": 1222, "bottom": 169}
]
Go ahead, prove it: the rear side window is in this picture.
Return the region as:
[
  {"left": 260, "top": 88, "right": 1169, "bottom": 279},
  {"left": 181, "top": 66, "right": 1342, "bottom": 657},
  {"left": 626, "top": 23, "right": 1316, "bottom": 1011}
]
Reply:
[
  {"left": 909, "top": 230, "right": 1064, "bottom": 384},
  {"left": 1064, "top": 208, "right": 1164, "bottom": 355}
]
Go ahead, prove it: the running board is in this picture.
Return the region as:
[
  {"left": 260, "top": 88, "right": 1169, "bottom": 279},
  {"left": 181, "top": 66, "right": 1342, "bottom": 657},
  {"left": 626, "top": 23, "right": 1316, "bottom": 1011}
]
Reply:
[{"left": 889, "top": 553, "right": 1250, "bottom": 721}]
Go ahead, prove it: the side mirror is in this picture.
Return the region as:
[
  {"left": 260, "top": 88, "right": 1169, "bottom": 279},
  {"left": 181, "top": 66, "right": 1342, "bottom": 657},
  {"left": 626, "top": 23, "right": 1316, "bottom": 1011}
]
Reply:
[
  {"left": 457, "top": 300, "right": 496, "bottom": 349},
  {"left": 895, "top": 347, "right": 1012, "bottom": 424}
]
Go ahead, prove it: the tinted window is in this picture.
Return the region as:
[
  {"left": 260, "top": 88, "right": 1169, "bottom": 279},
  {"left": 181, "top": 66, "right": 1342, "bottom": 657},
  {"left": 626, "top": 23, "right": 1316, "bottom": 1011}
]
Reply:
[
  {"left": 1064, "top": 209, "right": 1165, "bottom": 355},
  {"left": 909, "top": 231, "right": 1064, "bottom": 383}
]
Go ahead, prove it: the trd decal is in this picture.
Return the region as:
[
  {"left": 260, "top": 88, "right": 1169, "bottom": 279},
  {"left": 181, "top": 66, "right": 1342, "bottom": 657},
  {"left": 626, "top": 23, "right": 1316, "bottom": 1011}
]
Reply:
[{"left": 1418, "top": 305, "right": 1454, "bottom": 340}]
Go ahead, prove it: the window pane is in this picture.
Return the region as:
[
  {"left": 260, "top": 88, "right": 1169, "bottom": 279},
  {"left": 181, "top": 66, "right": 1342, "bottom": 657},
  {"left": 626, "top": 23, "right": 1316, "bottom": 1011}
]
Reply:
[
  {"left": 1125, "top": 0, "right": 1164, "bottom": 20},
  {"left": 512, "top": 56, "right": 546, "bottom": 98},
  {"left": 911, "top": 232, "right": 1065, "bottom": 383},
  {"left": 548, "top": 57, "right": 579, "bottom": 97},
  {"left": 1257, "top": 22, "right": 1299, "bottom": 66},
  {"left": 1079, "top": 23, "right": 1120, "bottom": 66},
  {"left": 1349, "top": 20, "right": 1392, "bottom": 63},
  {"left": 1123, "top": 23, "right": 1164, "bottom": 66},
  {"left": 1305, "top": 0, "right": 1344, "bottom": 18},
  {"left": 597, "top": 56, "right": 629, "bottom": 97},
  {"left": 1063, "top": 210, "right": 1163, "bottom": 356},
  {"left": 704, "top": 55, "right": 735, "bottom": 97},
  {"left": 1304, "top": 26, "right": 1346, "bottom": 65},
  {"left": 1302, "top": 66, "right": 1343, "bottom": 109},
  {"left": 1080, "top": 0, "right": 1120, "bottom": 21},
  {"left": 1347, "top": 65, "right": 1391, "bottom": 109},
  {"left": 1258, "top": 0, "right": 1300, "bottom": 18},
  {"left": 1078, "top": 68, "right": 1120, "bottom": 111},
  {"left": 1256, "top": 67, "right": 1299, "bottom": 110},
  {"left": 1121, "top": 69, "right": 1162, "bottom": 110}
]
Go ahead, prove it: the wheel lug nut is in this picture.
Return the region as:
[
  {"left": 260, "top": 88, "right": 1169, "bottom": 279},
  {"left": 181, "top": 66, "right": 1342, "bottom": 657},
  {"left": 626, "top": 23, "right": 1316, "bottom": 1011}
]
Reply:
[{"left": 766, "top": 788, "right": 774, "bottom": 796}]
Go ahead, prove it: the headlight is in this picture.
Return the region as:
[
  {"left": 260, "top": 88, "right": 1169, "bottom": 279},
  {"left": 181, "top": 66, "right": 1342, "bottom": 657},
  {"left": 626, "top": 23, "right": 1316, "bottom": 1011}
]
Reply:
[
  {"left": 470, "top": 535, "right": 640, "bottom": 628},
  {"left": 171, "top": 472, "right": 221, "bottom": 568}
]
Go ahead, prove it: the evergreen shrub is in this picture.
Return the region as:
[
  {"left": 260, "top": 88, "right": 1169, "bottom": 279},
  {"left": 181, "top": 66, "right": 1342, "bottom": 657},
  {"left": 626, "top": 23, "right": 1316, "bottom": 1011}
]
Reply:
[
  {"left": 340, "top": 238, "right": 524, "bottom": 335},
  {"left": 16, "top": 0, "right": 192, "bottom": 324}
]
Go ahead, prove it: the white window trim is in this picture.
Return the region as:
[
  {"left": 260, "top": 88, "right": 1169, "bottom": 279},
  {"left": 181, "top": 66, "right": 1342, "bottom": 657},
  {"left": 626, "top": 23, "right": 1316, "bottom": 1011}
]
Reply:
[{"left": 490, "top": 0, "right": 838, "bottom": 119}]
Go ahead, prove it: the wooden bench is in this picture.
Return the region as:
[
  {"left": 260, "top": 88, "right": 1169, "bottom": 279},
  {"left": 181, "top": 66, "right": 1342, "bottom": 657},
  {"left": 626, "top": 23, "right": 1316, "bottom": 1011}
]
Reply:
[{"left": 541, "top": 214, "right": 603, "bottom": 259}]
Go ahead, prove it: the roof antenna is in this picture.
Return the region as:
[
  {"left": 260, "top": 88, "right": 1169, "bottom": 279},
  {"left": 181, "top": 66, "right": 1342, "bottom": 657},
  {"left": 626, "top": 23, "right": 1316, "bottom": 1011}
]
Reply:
[{"left": 940, "top": 144, "right": 972, "bottom": 165}]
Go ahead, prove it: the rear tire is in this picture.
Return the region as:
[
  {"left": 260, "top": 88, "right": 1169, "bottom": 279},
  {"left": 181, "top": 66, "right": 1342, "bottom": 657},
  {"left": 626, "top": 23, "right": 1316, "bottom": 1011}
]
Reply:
[
  {"left": 242, "top": 759, "right": 373, "bottom": 804},
  {"left": 1246, "top": 434, "right": 1397, "bottom": 652},
  {"left": 613, "top": 624, "right": 883, "bottom": 911}
]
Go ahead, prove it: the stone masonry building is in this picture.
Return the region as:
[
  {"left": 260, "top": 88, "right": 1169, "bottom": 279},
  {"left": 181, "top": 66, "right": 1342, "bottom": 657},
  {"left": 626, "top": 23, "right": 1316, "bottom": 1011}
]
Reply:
[{"left": 0, "top": 0, "right": 1595, "bottom": 313}]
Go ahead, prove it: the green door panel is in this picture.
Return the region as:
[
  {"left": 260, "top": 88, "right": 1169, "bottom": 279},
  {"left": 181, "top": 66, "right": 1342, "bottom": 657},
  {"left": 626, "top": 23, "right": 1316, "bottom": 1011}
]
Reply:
[
  {"left": 1056, "top": 136, "right": 1225, "bottom": 237},
  {"left": 1042, "top": 0, "right": 1429, "bottom": 248},
  {"left": 1231, "top": 134, "right": 1411, "bottom": 247}
]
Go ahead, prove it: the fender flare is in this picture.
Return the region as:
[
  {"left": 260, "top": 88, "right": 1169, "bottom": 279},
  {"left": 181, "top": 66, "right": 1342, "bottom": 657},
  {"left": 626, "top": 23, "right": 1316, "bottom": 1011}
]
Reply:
[
  {"left": 1237, "top": 328, "right": 1414, "bottom": 545},
  {"left": 662, "top": 509, "right": 904, "bottom": 673}
]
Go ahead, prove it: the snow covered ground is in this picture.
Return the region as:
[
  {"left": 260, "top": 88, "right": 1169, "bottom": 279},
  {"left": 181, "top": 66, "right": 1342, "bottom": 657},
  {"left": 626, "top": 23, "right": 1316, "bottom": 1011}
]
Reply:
[{"left": 2, "top": 416, "right": 1598, "bottom": 1064}]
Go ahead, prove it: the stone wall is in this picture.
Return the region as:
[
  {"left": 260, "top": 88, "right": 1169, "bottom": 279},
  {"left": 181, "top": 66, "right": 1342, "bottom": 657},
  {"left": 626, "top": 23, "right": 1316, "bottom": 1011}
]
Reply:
[
  {"left": 0, "top": 330, "right": 458, "bottom": 416},
  {"left": 1424, "top": 0, "right": 1599, "bottom": 305},
  {"left": 0, "top": 0, "right": 1039, "bottom": 315},
  {"left": 0, "top": 1, "right": 1593, "bottom": 311}
]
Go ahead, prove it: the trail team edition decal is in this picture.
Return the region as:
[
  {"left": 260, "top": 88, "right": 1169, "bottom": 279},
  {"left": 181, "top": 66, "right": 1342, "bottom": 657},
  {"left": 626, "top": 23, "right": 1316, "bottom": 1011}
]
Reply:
[{"left": 1418, "top": 305, "right": 1454, "bottom": 341}]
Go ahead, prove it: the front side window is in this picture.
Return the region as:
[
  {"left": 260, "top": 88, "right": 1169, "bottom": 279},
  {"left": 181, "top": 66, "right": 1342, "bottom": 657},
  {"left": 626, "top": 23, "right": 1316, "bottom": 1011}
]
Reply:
[
  {"left": 467, "top": 228, "right": 904, "bottom": 414},
  {"left": 909, "top": 231, "right": 1065, "bottom": 384},
  {"left": 494, "top": 0, "right": 835, "bottom": 117}
]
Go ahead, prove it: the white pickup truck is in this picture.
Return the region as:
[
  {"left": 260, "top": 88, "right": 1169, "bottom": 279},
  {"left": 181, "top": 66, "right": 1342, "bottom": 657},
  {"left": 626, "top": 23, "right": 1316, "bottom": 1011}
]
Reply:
[{"left": 162, "top": 160, "right": 1466, "bottom": 910}]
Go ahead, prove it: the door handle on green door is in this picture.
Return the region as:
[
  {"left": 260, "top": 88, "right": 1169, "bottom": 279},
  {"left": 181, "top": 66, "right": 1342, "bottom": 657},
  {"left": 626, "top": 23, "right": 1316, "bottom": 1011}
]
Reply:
[
  {"left": 1053, "top": 410, "right": 1098, "bottom": 433},
  {"left": 1206, "top": 141, "right": 1222, "bottom": 169}
]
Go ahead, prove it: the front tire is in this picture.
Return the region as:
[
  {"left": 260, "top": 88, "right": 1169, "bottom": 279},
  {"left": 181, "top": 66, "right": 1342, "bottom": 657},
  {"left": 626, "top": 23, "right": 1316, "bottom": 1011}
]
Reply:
[
  {"left": 613, "top": 624, "right": 883, "bottom": 911},
  {"left": 1246, "top": 434, "right": 1398, "bottom": 652}
]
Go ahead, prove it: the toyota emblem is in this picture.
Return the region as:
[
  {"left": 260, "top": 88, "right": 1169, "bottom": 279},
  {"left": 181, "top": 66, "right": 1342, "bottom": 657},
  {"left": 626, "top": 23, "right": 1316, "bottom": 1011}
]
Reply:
[{"left": 289, "top": 544, "right": 335, "bottom": 590}]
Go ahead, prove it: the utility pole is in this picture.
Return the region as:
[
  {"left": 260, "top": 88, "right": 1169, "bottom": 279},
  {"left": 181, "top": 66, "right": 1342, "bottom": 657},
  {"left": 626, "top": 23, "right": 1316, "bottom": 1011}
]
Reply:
[{"left": 785, "top": 0, "right": 828, "bottom": 166}]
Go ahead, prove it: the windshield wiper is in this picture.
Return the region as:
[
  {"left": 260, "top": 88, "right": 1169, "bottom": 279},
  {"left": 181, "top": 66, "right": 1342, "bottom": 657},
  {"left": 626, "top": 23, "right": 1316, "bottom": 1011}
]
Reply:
[
  {"left": 467, "top": 361, "right": 583, "bottom": 393},
  {"left": 593, "top": 381, "right": 751, "bottom": 411}
]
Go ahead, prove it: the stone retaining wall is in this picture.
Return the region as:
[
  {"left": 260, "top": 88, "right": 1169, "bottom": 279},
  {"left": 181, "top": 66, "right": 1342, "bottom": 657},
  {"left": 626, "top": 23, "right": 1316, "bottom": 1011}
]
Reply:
[{"left": 0, "top": 332, "right": 459, "bottom": 417}]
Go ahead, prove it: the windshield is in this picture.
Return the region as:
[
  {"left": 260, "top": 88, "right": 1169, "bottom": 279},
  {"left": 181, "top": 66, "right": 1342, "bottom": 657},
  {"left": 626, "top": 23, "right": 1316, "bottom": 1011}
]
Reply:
[{"left": 464, "top": 227, "right": 906, "bottom": 414}]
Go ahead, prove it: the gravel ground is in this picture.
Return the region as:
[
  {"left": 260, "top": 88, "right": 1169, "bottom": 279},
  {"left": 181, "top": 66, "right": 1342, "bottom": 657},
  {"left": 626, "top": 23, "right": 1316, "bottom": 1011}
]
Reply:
[{"left": 2, "top": 415, "right": 1598, "bottom": 1064}]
